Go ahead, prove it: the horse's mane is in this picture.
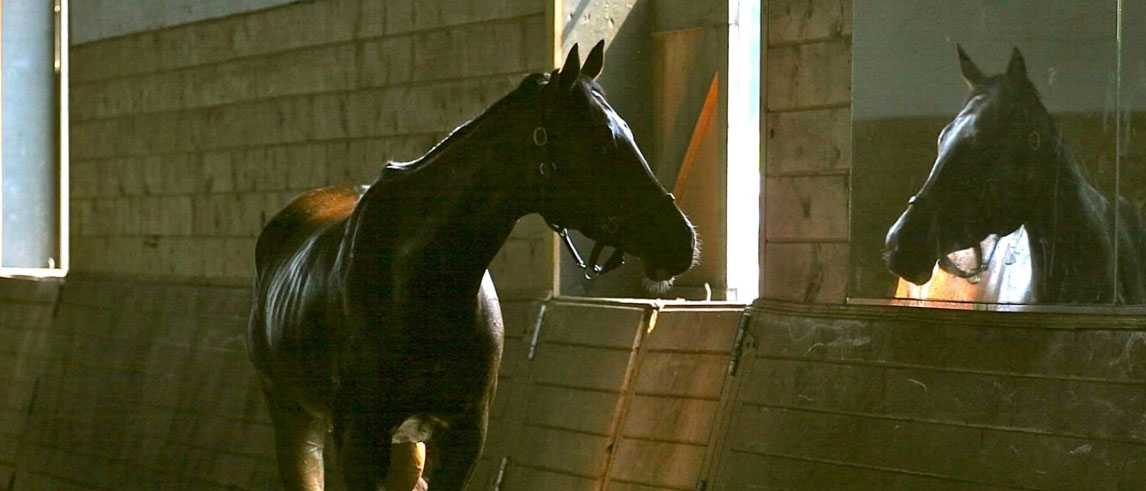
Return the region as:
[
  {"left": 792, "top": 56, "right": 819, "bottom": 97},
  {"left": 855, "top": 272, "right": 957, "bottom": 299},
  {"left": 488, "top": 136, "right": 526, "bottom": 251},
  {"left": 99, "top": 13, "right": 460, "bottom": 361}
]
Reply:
[{"left": 383, "top": 74, "right": 548, "bottom": 173}]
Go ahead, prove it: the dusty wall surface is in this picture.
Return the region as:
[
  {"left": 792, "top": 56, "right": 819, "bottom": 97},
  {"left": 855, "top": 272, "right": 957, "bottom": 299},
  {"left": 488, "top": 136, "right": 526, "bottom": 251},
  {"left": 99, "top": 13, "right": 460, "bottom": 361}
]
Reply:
[
  {"left": 4, "top": 0, "right": 1144, "bottom": 489},
  {"left": 760, "top": 0, "right": 852, "bottom": 304},
  {"left": 714, "top": 300, "right": 1146, "bottom": 490},
  {"left": 68, "top": 0, "right": 554, "bottom": 298},
  {"left": 749, "top": 1, "right": 1146, "bottom": 489},
  {"left": 69, "top": 0, "right": 298, "bottom": 44},
  {"left": 2, "top": 0, "right": 552, "bottom": 488}
]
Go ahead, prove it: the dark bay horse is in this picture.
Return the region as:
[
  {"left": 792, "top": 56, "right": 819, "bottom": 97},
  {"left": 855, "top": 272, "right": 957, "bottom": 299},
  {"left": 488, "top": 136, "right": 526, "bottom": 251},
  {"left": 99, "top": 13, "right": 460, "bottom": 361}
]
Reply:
[
  {"left": 884, "top": 45, "right": 1146, "bottom": 304},
  {"left": 248, "top": 41, "right": 697, "bottom": 490}
]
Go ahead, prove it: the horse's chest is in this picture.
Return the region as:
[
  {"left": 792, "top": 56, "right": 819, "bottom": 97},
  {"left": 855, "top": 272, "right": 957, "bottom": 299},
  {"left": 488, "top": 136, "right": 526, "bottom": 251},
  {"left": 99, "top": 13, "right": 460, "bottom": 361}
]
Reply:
[{"left": 338, "top": 301, "right": 501, "bottom": 403}]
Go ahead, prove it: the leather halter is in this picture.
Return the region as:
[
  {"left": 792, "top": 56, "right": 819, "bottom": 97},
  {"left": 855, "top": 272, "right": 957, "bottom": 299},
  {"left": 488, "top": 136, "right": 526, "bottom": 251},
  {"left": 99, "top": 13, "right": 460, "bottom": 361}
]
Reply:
[{"left": 531, "top": 123, "right": 677, "bottom": 280}]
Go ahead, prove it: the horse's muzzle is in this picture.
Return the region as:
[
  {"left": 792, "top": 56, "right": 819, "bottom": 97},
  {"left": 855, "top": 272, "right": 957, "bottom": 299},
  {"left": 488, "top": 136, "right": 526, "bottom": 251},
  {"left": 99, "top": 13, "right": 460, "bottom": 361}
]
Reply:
[
  {"left": 884, "top": 207, "right": 939, "bottom": 286},
  {"left": 619, "top": 199, "right": 697, "bottom": 280}
]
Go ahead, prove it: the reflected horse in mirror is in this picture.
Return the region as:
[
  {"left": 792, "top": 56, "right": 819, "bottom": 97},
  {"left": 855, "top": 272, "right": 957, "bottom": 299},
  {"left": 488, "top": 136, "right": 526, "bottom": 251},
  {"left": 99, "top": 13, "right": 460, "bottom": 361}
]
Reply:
[
  {"left": 884, "top": 45, "right": 1146, "bottom": 304},
  {"left": 248, "top": 41, "right": 697, "bottom": 491}
]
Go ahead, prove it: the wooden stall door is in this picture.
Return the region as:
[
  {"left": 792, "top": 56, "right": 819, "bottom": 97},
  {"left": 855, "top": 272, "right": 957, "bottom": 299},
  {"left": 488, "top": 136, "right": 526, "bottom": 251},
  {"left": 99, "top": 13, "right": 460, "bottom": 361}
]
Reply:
[
  {"left": 605, "top": 306, "right": 744, "bottom": 491},
  {"left": 469, "top": 300, "right": 747, "bottom": 491},
  {"left": 481, "top": 301, "right": 649, "bottom": 490}
]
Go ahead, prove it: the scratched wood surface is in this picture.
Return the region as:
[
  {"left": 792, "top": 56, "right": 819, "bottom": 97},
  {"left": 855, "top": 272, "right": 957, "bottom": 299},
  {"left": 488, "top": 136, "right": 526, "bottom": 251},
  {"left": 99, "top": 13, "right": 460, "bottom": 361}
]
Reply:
[
  {"left": 605, "top": 307, "right": 743, "bottom": 490},
  {"left": 474, "top": 302, "right": 647, "bottom": 490},
  {"left": 710, "top": 301, "right": 1146, "bottom": 490}
]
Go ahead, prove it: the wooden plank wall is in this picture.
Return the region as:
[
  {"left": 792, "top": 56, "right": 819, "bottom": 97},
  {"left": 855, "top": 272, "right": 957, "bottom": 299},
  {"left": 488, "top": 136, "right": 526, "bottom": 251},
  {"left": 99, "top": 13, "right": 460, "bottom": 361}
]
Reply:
[
  {"left": 607, "top": 308, "right": 743, "bottom": 490},
  {"left": 712, "top": 300, "right": 1146, "bottom": 490},
  {"left": 503, "top": 302, "right": 648, "bottom": 490},
  {"left": 471, "top": 300, "right": 744, "bottom": 491},
  {"left": 761, "top": 0, "right": 852, "bottom": 303}
]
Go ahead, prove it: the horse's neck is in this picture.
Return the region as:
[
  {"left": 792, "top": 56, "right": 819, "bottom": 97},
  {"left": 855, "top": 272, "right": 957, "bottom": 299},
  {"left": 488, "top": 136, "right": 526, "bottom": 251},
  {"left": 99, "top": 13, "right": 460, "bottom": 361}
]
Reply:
[
  {"left": 345, "top": 115, "right": 528, "bottom": 295},
  {"left": 1025, "top": 138, "right": 1115, "bottom": 302}
]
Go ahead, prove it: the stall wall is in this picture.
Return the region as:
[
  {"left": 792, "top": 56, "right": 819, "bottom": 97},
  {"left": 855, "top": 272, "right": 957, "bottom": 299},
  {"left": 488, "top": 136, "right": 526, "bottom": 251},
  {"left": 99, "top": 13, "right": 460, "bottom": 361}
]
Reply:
[
  {"left": 748, "top": 0, "right": 1146, "bottom": 489},
  {"left": 3, "top": 0, "right": 553, "bottom": 488},
  {"left": 760, "top": 0, "right": 851, "bottom": 304},
  {"left": 69, "top": 0, "right": 298, "bottom": 44}
]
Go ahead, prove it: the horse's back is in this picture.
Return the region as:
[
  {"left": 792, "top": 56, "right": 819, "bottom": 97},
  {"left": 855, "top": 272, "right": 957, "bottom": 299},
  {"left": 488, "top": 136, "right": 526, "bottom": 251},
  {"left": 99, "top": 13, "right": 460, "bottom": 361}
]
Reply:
[{"left": 256, "top": 185, "right": 367, "bottom": 270}]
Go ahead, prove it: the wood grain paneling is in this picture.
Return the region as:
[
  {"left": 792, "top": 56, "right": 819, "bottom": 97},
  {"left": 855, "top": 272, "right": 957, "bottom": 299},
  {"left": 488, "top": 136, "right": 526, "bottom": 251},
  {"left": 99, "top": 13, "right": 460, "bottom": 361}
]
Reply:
[
  {"left": 763, "top": 242, "right": 849, "bottom": 303},
  {"left": 766, "top": 108, "right": 852, "bottom": 176},
  {"left": 766, "top": 39, "right": 852, "bottom": 111},
  {"left": 765, "top": 175, "right": 849, "bottom": 240},
  {"left": 768, "top": 0, "right": 853, "bottom": 45}
]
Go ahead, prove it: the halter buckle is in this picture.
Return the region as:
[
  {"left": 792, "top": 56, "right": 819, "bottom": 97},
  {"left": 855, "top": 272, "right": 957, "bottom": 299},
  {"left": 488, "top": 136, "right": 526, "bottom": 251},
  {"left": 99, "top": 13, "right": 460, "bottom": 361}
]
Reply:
[
  {"left": 539, "top": 161, "right": 557, "bottom": 176},
  {"left": 533, "top": 126, "right": 549, "bottom": 146}
]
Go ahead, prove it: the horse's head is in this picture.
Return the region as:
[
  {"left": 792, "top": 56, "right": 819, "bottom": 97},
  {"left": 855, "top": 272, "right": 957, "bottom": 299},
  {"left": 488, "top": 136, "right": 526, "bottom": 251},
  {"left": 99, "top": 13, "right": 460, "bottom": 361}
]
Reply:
[
  {"left": 525, "top": 41, "right": 697, "bottom": 282},
  {"left": 884, "top": 45, "right": 1052, "bottom": 285}
]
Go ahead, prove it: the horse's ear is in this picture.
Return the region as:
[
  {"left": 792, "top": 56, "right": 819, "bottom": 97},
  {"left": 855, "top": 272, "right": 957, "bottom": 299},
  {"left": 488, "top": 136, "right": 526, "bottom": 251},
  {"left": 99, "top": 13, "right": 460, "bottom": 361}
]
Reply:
[
  {"left": 582, "top": 40, "right": 605, "bottom": 79},
  {"left": 1006, "top": 47, "right": 1028, "bottom": 81},
  {"left": 957, "top": 44, "right": 986, "bottom": 88},
  {"left": 560, "top": 43, "right": 582, "bottom": 88}
]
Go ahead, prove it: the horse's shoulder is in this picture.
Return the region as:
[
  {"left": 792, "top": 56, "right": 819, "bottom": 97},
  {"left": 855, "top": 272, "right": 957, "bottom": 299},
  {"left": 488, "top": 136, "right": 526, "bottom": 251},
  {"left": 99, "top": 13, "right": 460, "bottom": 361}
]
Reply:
[{"left": 256, "top": 185, "right": 368, "bottom": 265}]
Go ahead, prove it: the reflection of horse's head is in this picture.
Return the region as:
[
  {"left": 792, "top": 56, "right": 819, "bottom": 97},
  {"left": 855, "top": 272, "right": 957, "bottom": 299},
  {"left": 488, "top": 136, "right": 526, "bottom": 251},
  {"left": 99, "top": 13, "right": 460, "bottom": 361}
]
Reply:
[
  {"left": 530, "top": 41, "right": 698, "bottom": 281},
  {"left": 885, "top": 45, "right": 1053, "bottom": 285}
]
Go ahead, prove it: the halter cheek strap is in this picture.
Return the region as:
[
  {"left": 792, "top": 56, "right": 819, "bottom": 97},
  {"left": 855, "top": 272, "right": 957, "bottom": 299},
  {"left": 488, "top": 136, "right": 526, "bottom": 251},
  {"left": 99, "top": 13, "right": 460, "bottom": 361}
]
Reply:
[{"left": 532, "top": 124, "right": 627, "bottom": 280}]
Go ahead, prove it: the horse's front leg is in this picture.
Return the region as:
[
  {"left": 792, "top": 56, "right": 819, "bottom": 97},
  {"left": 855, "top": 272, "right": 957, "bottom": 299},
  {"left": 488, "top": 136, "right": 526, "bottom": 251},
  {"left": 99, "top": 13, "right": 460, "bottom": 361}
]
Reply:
[
  {"left": 263, "top": 387, "right": 328, "bottom": 491},
  {"left": 429, "top": 408, "right": 488, "bottom": 490}
]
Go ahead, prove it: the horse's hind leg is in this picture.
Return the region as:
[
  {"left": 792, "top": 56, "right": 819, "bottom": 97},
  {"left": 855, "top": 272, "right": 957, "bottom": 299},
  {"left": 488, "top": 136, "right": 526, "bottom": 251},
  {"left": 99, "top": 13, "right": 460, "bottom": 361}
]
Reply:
[
  {"left": 426, "top": 409, "right": 488, "bottom": 490},
  {"left": 264, "top": 388, "right": 328, "bottom": 490},
  {"left": 334, "top": 417, "right": 390, "bottom": 491}
]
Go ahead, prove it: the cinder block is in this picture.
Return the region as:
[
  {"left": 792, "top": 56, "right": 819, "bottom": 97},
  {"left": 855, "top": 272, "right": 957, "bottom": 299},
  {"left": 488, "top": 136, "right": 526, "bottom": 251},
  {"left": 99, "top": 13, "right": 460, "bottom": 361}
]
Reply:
[
  {"left": 117, "top": 157, "right": 146, "bottom": 196},
  {"left": 257, "top": 44, "right": 356, "bottom": 100},
  {"left": 412, "top": 28, "right": 465, "bottom": 82},
  {"left": 191, "top": 195, "right": 220, "bottom": 236},
  {"left": 202, "top": 151, "right": 235, "bottom": 193},
  {"left": 347, "top": 88, "right": 401, "bottom": 137},
  {"left": 271, "top": 96, "right": 316, "bottom": 143},
  {"left": 233, "top": 148, "right": 265, "bottom": 193},
  {"left": 522, "top": 14, "right": 548, "bottom": 71},
  {"left": 225, "top": 238, "right": 257, "bottom": 279},
  {"left": 411, "top": 0, "right": 444, "bottom": 32},
  {"left": 359, "top": 36, "right": 417, "bottom": 88},
  {"left": 311, "top": 94, "right": 351, "bottom": 140},
  {"left": 465, "top": 19, "right": 526, "bottom": 76},
  {"left": 507, "top": 0, "right": 547, "bottom": 17},
  {"left": 386, "top": 0, "right": 416, "bottom": 35},
  {"left": 258, "top": 146, "right": 293, "bottom": 192},
  {"left": 324, "top": 141, "right": 353, "bottom": 185},
  {"left": 358, "top": 0, "right": 387, "bottom": 39},
  {"left": 69, "top": 160, "right": 95, "bottom": 199}
]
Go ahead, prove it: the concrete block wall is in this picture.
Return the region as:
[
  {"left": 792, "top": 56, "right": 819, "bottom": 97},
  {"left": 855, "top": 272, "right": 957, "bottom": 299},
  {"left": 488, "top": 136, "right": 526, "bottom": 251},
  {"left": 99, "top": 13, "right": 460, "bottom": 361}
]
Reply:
[
  {"left": 10, "top": 278, "right": 272, "bottom": 489},
  {"left": 0, "top": 1, "right": 553, "bottom": 488},
  {"left": 68, "top": 0, "right": 554, "bottom": 296},
  {"left": 0, "top": 279, "right": 61, "bottom": 488}
]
